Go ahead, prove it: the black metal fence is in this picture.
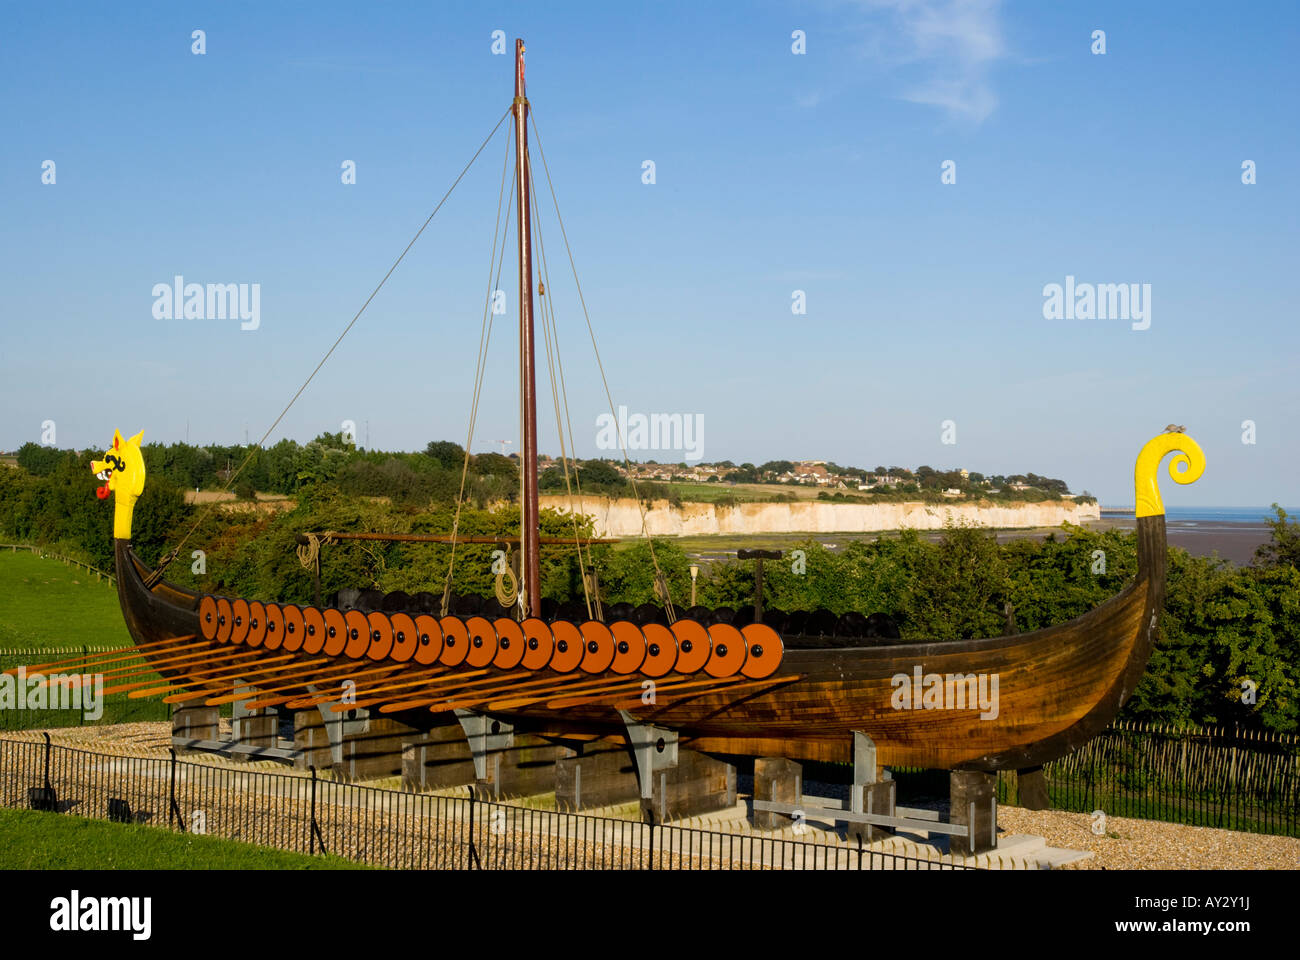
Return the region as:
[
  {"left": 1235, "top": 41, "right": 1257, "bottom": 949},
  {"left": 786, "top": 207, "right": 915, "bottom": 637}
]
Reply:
[
  {"left": 997, "top": 722, "right": 1300, "bottom": 838},
  {"left": 0, "top": 649, "right": 173, "bottom": 731},
  {"left": 0, "top": 736, "right": 976, "bottom": 870}
]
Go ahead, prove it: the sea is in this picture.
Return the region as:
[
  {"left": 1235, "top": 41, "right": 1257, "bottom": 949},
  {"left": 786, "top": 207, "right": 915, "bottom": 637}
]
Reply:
[{"left": 1099, "top": 506, "right": 1293, "bottom": 565}]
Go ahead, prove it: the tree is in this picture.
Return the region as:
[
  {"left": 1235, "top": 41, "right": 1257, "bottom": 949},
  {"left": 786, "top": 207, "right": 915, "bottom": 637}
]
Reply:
[
  {"left": 424, "top": 440, "right": 466, "bottom": 471},
  {"left": 16, "top": 442, "right": 66, "bottom": 477},
  {"left": 576, "top": 460, "right": 623, "bottom": 487},
  {"left": 1254, "top": 504, "right": 1300, "bottom": 570},
  {"left": 473, "top": 452, "right": 518, "bottom": 483}
]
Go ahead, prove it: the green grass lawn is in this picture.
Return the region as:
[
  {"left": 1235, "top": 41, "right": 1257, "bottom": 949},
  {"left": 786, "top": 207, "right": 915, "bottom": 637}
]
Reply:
[
  {"left": 0, "top": 549, "right": 195, "bottom": 730},
  {"left": 0, "top": 550, "right": 134, "bottom": 650},
  {"left": 0, "top": 807, "right": 366, "bottom": 869}
]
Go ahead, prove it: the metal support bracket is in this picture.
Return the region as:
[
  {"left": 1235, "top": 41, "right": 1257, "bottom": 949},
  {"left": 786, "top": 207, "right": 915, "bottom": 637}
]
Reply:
[
  {"left": 455, "top": 709, "right": 516, "bottom": 782},
  {"left": 303, "top": 683, "right": 352, "bottom": 767},
  {"left": 619, "top": 710, "right": 679, "bottom": 800}
]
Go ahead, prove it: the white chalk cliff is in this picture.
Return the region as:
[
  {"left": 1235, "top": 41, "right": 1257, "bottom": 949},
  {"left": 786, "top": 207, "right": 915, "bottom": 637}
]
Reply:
[{"left": 539, "top": 495, "right": 1100, "bottom": 538}]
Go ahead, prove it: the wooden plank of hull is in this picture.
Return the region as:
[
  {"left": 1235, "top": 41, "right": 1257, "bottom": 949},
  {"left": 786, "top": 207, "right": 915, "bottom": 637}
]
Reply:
[{"left": 109, "top": 515, "right": 1166, "bottom": 771}]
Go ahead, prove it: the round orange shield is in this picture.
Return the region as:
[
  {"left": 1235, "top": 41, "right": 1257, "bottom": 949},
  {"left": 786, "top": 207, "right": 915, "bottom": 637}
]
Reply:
[
  {"left": 413, "top": 614, "right": 444, "bottom": 665},
  {"left": 366, "top": 611, "right": 394, "bottom": 661},
  {"left": 438, "top": 616, "right": 469, "bottom": 667},
  {"left": 229, "top": 599, "right": 251, "bottom": 645},
  {"left": 388, "top": 613, "right": 418, "bottom": 662},
  {"left": 669, "top": 619, "right": 710, "bottom": 674},
  {"left": 263, "top": 603, "right": 286, "bottom": 650},
  {"left": 609, "top": 621, "right": 647, "bottom": 675},
  {"left": 245, "top": 601, "right": 267, "bottom": 648},
  {"left": 704, "top": 623, "right": 747, "bottom": 678},
  {"left": 199, "top": 596, "right": 219, "bottom": 641},
  {"left": 579, "top": 621, "right": 615, "bottom": 674},
  {"left": 323, "top": 608, "right": 348, "bottom": 656},
  {"left": 493, "top": 618, "right": 525, "bottom": 669},
  {"left": 639, "top": 623, "right": 678, "bottom": 678},
  {"left": 279, "top": 604, "right": 303, "bottom": 652},
  {"left": 465, "top": 616, "right": 499, "bottom": 668},
  {"left": 520, "top": 618, "right": 554, "bottom": 670},
  {"left": 215, "top": 597, "right": 233, "bottom": 643},
  {"left": 740, "top": 623, "right": 784, "bottom": 679},
  {"left": 344, "top": 610, "right": 370, "bottom": 659},
  {"left": 548, "top": 620, "right": 583, "bottom": 672},
  {"left": 301, "top": 607, "right": 326, "bottom": 654}
]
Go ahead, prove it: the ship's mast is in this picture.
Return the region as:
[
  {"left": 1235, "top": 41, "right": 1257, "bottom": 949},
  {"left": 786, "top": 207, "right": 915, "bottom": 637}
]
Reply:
[{"left": 514, "top": 38, "right": 541, "bottom": 617}]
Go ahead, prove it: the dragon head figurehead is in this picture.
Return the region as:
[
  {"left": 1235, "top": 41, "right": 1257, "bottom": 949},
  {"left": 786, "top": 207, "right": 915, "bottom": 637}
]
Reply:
[{"left": 91, "top": 429, "right": 146, "bottom": 539}]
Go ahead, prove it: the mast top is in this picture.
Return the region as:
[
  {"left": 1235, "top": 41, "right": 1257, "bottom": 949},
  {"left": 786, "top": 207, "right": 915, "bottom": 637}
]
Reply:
[{"left": 515, "top": 38, "right": 526, "bottom": 101}]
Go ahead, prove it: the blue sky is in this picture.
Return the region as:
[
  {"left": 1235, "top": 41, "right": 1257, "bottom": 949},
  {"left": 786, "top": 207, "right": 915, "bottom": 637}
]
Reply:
[{"left": 1, "top": 0, "right": 1296, "bottom": 506}]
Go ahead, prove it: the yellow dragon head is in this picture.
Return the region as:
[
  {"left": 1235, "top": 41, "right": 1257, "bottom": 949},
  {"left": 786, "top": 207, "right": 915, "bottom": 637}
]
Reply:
[{"left": 91, "top": 429, "right": 146, "bottom": 539}]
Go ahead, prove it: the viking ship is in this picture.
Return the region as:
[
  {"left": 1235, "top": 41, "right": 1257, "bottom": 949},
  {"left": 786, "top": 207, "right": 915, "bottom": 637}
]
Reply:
[{"left": 51, "top": 41, "right": 1205, "bottom": 775}]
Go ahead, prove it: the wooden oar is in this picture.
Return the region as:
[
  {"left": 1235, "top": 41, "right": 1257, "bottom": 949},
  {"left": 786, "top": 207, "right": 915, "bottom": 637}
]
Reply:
[
  {"left": 542, "top": 674, "right": 744, "bottom": 710},
  {"left": 485, "top": 673, "right": 692, "bottom": 712},
  {"left": 91, "top": 650, "right": 269, "bottom": 694},
  {"left": 93, "top": 641, "right": 260, "bottom": 680},
  {"left": 2, "top": 637, "right": 197, "bottom": 675},
  {"left": 125, "top": 654, "right": 297, "bottom": 699},
  {"left": 346, "top": 668, "right": 534, "bottom": 710},
  {"left": 324, "top": 668, "right": 510, "bottom": 712},
  {"left": 282, "top": 666, "right": 461, "bottom": 709},
  {"left": 239, "top": 664, "right": 407, "bottom": 709},
  {"left": 95, "top": 646, "right": 262, "bottom": 683},
  {"left": 574, "top": 674, "right": 799, "bottom": 711},
  {"left": 155, "top": 657, "right": 335, "bottom": 704},
  {"left": 201, "top": 661, "right": 399, "bottom": 707},
  {"left": 7, "top": 638, "right": 208, "bottom": 677},
  {"left": 377, "top": 671, "right": 591, "bottom": 714}
]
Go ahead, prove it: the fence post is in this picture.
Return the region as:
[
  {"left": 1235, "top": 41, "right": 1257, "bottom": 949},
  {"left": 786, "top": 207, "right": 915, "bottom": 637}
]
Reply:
[
  {"left": 42, "top": 732, "right": 52, "bottom": 798},
  {"left": 309, "top": 766, "right": 319, "bottom": 854},
  {"left": 80, "top": 646, "right": 87, "bottom": 728},
  {"left": 467, "top": 785, "right": 480, "bottom": 869},
  {"left": 646, "top": 806, "right": 654, "bottom": 870},
  {"left": 168, "top": 748, "right": 185, "bottom": 832}
]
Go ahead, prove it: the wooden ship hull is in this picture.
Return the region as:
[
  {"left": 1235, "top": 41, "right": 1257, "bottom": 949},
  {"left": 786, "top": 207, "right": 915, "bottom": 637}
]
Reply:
[{"left": 108, "top": 509, "right": 1172, "bottom": 771}]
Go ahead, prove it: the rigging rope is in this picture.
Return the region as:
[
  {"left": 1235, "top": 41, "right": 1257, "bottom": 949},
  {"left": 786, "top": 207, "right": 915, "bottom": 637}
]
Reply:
[
  {"left": 146, "top": 108, "right": 513, "bottom": 589},
  {"left": 528, "top": 112, "right": 678, "bottom": 622},
  {"left": 529, "top": 165, "right": 595, "bottom": 621},
  {"left": 441, "top": 125, "right": 516, "bottom": 616}
]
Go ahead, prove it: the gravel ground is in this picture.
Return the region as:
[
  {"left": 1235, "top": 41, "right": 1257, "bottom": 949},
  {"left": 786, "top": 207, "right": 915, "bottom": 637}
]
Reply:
[
  {"left": 6, "top": 724, "right": 1296, "bottom": 870},
  {"left": 995, "top": 805, "right": 1300, "bottom": 870}
]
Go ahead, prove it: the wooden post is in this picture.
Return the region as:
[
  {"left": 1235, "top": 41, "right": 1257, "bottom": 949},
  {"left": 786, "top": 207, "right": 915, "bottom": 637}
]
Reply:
[
  {"left": 1017, "top": 764, "right": 1051, "bottom": 810},
  {"left": 753, "top": 757, "right": 801, "bottom": 830},
  {"left": 737, "top": 549, "right": 782, "bottom": 622}
]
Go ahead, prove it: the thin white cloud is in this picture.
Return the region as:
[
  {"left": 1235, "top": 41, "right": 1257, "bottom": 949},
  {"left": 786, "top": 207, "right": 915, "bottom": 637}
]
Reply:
[{"left": 856, "top": 0, "right": 1006, "bottom": 123}]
